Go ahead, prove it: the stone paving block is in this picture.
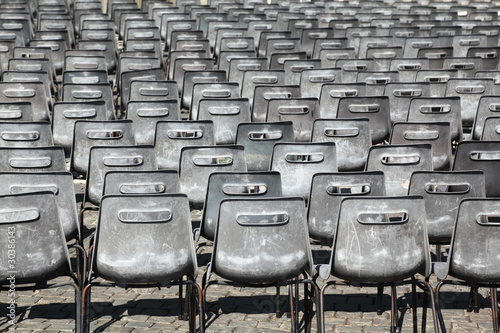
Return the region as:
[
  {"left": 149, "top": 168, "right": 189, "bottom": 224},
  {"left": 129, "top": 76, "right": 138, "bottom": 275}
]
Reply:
[{"left": 332, "top": 324, "right": 364, "bottom": 332}]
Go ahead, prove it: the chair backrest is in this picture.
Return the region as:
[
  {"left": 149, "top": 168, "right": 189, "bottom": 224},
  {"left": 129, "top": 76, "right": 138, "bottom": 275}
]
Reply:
[
  {"left": 71, "top": 120, "right": 135, "bottom": 176},
  {"left": 62, "top": 83, "right": 115, "bottom": 120},
  {"left": 0, "top": 146, "right": 66, "bottom": 172},
  {"left": 0, "top": 82, "right": 50, "bottom": 122},
  {"left": 267, "top": 97, "right": 318, "bottom": 142},
  {"left": 330, "top": 196, "right": 430, "bottom": 282},
  {"left": 86, "top": 145, "right": 158, "bottom": 206},
  {"left": 312, "top": 118, "right": 371, "bottom": 172},
  {"left": 103, "top": 170, "right": 179, "bottom": 196},
  {"left": 179, "top": 145, "right": 247, "bottom": 209},
  {"left": 481, "top": 116, "right": 500, "bottom": 141},
  {"left": 201, "top": 171, "right": 282, "bottom": 241},
  {"left": 308, "top": 171, "right": 385, "bottom": 246},
  {"left": 154, "top": 120, "right": 214, "bottom": 170},
  {"left": 318, "top": 82, "right": 367, "bottom": 119},
  {"left": 409, "top": 171, "right": 485, "bottom": 244},
  {"left": 0, "top": 121, "right": 53, "bottom": 147},
  {"left": 0, "top": 192, "right": 71, "bottom": 284},
  {"left": 444, "top": 198, "right": 500, "bottom": 282},
  {"left": 453, "top": 141, "right": 500, "bottom": 197},
  {"left": 92, "top": 194, "right": 197, "bottom": 284},
  {"left": 390, "top": 122, "right": 452, "bottom": 171},
  {"left": 212, "top": 197, "right": 313, "bottom": 284},
  {"left": 472, "top": 95, "right": 500, "bottom": 140},
  {"left": 0, "top": 172, "right": 79, "bottom": 241},
  {"left": 0, "top": 102, "right": 34, "bottom": 122},
  {"left": 383, "top": 82, "right": 431, "bottom": 124},
  {"left": 252, "top": 84, "right": 301, "bottom": 123},
  {"left": 366, "top": 144, "right": 433, "bottom": 196},
  {"left": 190, "top": 82, "right": 240, "bottom": 121},
  {"left": 271, "top": 142, "right": 337, "bottom": 201}
]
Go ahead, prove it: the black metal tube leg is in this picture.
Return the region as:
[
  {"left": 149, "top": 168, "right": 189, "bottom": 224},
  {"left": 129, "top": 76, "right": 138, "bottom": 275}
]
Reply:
[
  {"left": 377, "top": 285, "right": 384, "bottom": 315},
  {"left": 491, "top": 288, "right": 499, "bottom": 333},
  {"left": 412, "top": 281, "right": 417, "bottom": 333}
]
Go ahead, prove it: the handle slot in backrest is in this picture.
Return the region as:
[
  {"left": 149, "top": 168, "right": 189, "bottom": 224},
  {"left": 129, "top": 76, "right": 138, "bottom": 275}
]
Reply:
[
  {"left": 193, "top": 156, "right": 232, "bottom": 166},
  {"left": 0, "top": 208, "right": 39, "bottom": 224},
  {"left": 327, "top": 184, "right": 371, "bottom": 195},
  {"left": 63, "top": 108, "right": 97, "bottom": 118},
  {"left": 278, "top": 105, "right": 310, "bottom": 115},
  {"left": 139, "top": 87, "right": 169, "bottom": 97},
  {"left": 330, "top": 89, "right": 358, "bottom": 97},
  {"left": 1, "top": 131, "right": 39, "bottom": 141},
  {"left": 357, "top": 211, "right": 408, "bottom": 224},
  {"left": 419, "top": 105, "right": 451, "bottom": 113},
  {"left": 86, "top": 130, "right": 123, "bottom": 139},
  {"left": 118, "top": 209, "right": 172, "bottom": 223},
  {"left": 103, "top": 155, "right": 144, "bottom": 167},
  {"left": 223, "top": 184, "right": 267, "bottom": 195},
  {"left": 248, "top": 131, "right": 282, "bottom": 140},
  {"left": 167, "top": 130, "right": 203, "bottom": 139},
  {"left": 381, "top": 154, "right": 420, "bottom": 165},
  {"left": 393, "top": 89, "right": 422, "bottom": 97},
  {"left": 285, "top": 153, "right": 324, "bottom": 163},
  {"left": 476, "top": 214, "right": 500, "bottom": 225},
  {"left": 324, "top": 127, "right": 359, "bottom": 137},
  {"left": 425, "top": 183, "right": 470, "bottom": 194},
  {"left": 403, "top": 130, "right": 439, "bottom": 140},
  {"left": 348, "top": 103, "right": 380, "bottom": 113},
  {"left": 236, "top": 213, "right": 288, "bottom": 225},
  {"left": 119, "top": 183, "right": 166, "bottom": 194},
  {"left": 469, "top": 151, "right": 500, "bottom": 160},
  {"left": 137, "top": 107, "right": 169, "bottom": 117},
  {"left": 10, "top": 157, "right": 51, "bottom": 168}
]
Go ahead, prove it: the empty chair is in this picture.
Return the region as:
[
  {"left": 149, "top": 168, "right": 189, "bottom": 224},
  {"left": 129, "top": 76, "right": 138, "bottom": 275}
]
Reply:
[
  {"left": 179, "top": 145, "right": 247, "bottom": 210},
  {"left": 390, "top": 122, "right": 452, "bottom": 171},
  {"left": 83, "top": 194, "right": 203, "bottom": 333},
  {"left": 71, "top": 120, "right": 135, "bottom": 176},
  {"left": 190, "top": 82, "right": 240, "bottom": 121},
  {"left": 0, "top": 102, "right": 34, "bottom": 122},
  {"left": 409, "top": 171, "right": 486, "bottom": 246},
  {"left": 85, "top": 145, "right": 158, "bottom": 206},
  {"left": 434, "top": 198, "right": 500, "bottom": 333},
  {"left": 197, "top": 98, "right": 250, "bottom": 145},
  {"left": 0, "top": 192, "right": 84, "bottom": 332},
  {"left": 312, "top": 119, "right": 371, "bottom": 172},
  {"left": 308, "top": 171, "right": 385, "bottom": 246},
  {"left": 384, "top": 82, "right": 431, "bottom": 124},
  {"left": 453, "top": 141, "right": 500, "bottom": 197},
  {"left": 103, "top": 170, "right": 180, "bottom": 196},
  {"left": 203, "top": 197, "right": 319, "bottom": 332},
  {"left": 0, "top": 122, "right": 53, "bottom": 147},
  {"left": 198, "top": 171, "right": 282, "bottom": 242},
  {"left": 271, "top": 142, "right": 336, "bottom": 201},
  {"left": 0, "top": 82, "right": 50, "bottom": 122},
  {"left": 317, "top": 83, "right": 367, "bottom": 119},
  {"left": 472, "top": 95, "right": 500, "bottom": 140},
  {"left": 267, "top": 97, "right": 318, "bottom": 142},
  {"left": 62, "top": 83, "right": 115, "bottom": 120},
  {"left": 481, "top": 117, "right": 500, "bottom": 140},
  {"left": 155, "top": 120, "right": 214, "bottom": 171},
  {"left": 318, "top": 196, "right": 439, "bottom": 333},
  {"left": 366, "top": 144, "right": 433, "bottom": 196},
  {"left": 252, "top": 84, "right": 301, "bottom": 123},
  {"left": 0, "top": 146, "right": 66, "bottom": 172}
]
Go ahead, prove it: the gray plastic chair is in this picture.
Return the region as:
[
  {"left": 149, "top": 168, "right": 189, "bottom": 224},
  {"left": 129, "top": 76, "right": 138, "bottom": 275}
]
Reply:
[
  {"left": 84, "top": 194, "right": 203, "bottom": 333},
  {"left": 366, "top": 144, "right": 433, "bottom": 196},
  {"left": 390, "top": 122, "right": 452, "bottom": 171},
  {"left": 85, "top": 145, "right": 158, "bottom": 206},
  {"left": 190, "top": 82, "right": 240, "bottom": 121},
  {"left": 203, "top": 197, "right": 319, "bottom": 333},
  {"left": 0, "top": 146, "right": 66, "bottom": 172},
  {"left": 103, "top": 170, "right": 179, "bottom": 196},
  {"left": 71, "top": 120, "right": 135, "bottom": 176},
  {"left": 0, "top": 121, "right": 53, "bottom": 147},
  {"left": 179, "top": 145, "right": 247, "bottom": 210},
  {"left": 0, "top": 82, "right": 50, "bottom": 122},
  {"left": 241, "top": 70, "right": 286, "bottom": 111},
  {"left": 481, "top": 117, "right": 500, "bottom": 141},
  {"left": 317, "top": 83, "right": 367, "bottom": 119},
  {"left": 154, "top": 120, "right": 214, "bottom": 171},
  {"left": 312, "top": 118, "right": 371, "bottom": 172},
  {"left": 0, "top": 192, "right": 84, "bottom": 332},
  {"left": 182, "top": 70, "right": 227, "bottom": 111},
  {"left": 267, "top": 97, "right": 318, "bottom": 142},
  {"left": 453, "top": 141, "right": 500, "bottom": 197},
  {"left": 235, "top": 122, "right": 294, "bottom": 171},
  {"left": 383, "top": 82, "right": 431, "bottom": 124},
  {"left": 62, "top": 83, "right": 115, "bottom": 120},
  {"left": 271, "top": 142, "right": 337, "bottom": 202},
  {"left": 409, "top": 171, "right": 486, "bottom": 245},
  {"left": 198, "top": 171, "right": 282, "bottom": 242},
  {"left": 0, "top": 102, "right": 34, "bottom": 122},
  {"left": 434, "top": 198, "right": 500, "bottom": 333},
  {"left": 307, "top": 171, "right": 385, "bottom": 246},
  {"left": 126, "top": 100, "right": 180, "bottom": 146},
  {"left": 318, "top": 196, "right": 439, "bottom": 333},
  {"left": 472, "top": 96, "right": 500, "bottom": 140},
  {"left": 252, "top": 85, "right": 301, "bottom": 123}
]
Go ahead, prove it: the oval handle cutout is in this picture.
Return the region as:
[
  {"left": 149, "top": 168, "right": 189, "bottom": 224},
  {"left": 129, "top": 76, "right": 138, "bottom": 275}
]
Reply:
[
  {"left": 202, "top": 89, "right": 231, "bottom": 98},
  {"left": 248, "top": 131, "right": 282, "bottom": 141},
  {"left": 72, "top": 76, "right": 100, "bottom": 84},
  {"left": 181, "top": 63, "right": 207, "bottom": 71},
  {"left": 365, "top": 77, "right": 391, "bottom": 85},
  {"left": 63, "top": 108, "right": 97, "bottom": 118},
  {"left": 424, "top": 183, "right": 470, "bottom": 194},
  {"left": 222, "top": 184, "right": 267, "bottom": 195},
  {"left": 73, "top": 61, "right": 99, "bottom": 70},
  {"left": 192, "top": 76, "right": 219, "bottom": 84},
  {"left": 72, "top": 90, "right": 103, "bottom": 99},
  {"left": 137, "top": 107, "right": 169, "bottom": 117},
  {"left": 10, "top": 185, "right": 59, "bottom": 195},
  {"left": 128, "top": 63, "right": 153, "bottom": 70},
  {"left": 397, "top": 64, "right": 421, "bottom": 71},
  {"left": 476, "top": 214, "right": 500, "bottom": 225},
  {"left": 132, "top": 31, "right": 155, "bottom": 39},
  {"left": 87, "top": 33, "right": 110, "bottom": 40},
  {"left": 236, "top": 213, "right": 288, "bottom": 226},
  {"left": 208, "top": 106, "right": 240, "bottom": 115},
  {"left": 2, "top": 131, "right": 40, "bottom": 141},
  {"left": 139, "top": 87, "right": 169, "bottom": 97},
  {"left": 278, "top": 106, "right": 310, "bottom": 115},
  {"left": 343, "top": 64, "right": 367, "bottom": 71},
  {"left": 424, "top": 75, "right": 449, "bottom": 83},
  {"left": 167, "top": 130, "right": 203, "bottom": 139},
  {"left": 263, "top": 92, "right": 291, "bottom": 100},
  {"left": 381, "top": 154, "right": 420, "bottom": 165},
  {"left": 285, "top": 153, "right": 324, "bottom": 163},
  {"left": 273, "top": 42, "right": 295, "bottom": 50},
  {"left": 309, "top": 74, "right": 335, "bottom": 83},
  {"left": 118, "top": 209, "right": 172, "bottom": 223},
  {"left": 290, "top": 65, "right": 314, "bottom": 72},
  {"left": 455, "top": 85, "right": 485, "bottom": 94},
  {"left": 329, "top": 89, "right": 358, "bottom": 98},
  {"left": 103, "top": 155, "right": 144, "bottom": 167},
  {"left": 193, "top": 156, "right": 233, "bottom": 166},
  {"left": 459, "top": 39, "right": 481, "bottom": 46},
  {"left": 132, "top": 43, "right": 155, "bottom": 51},
  {"left": 395, "top": 31, "right": 414, "bottom": 38},
  {"left": 86, "top": 130, "right": 123, "bottom": 139},
  {"left": 419, "top": 105, "right": 451, "bottom": 113},
  {"left": 470, "top": 151, "right": 500, "bottom": 160},
  {"left": 0, "top": 208, "right": 40, "bottom": 224},
  {"left": 348, "top": 104, "right": 380, "bottom": 113},
  {"left": 403, "top": 130, "right": 439, "bottom": 140},
  {"left": 0, "top": 110, "right": 22, "bottom": 119},
  {"left": 450, "top": 63, "right": 475, "bottom": 70},
  {"left": 326, "top": 184, "right": 371, "bottom": 195},
  {"left": 393, "top": 89, "right": 422, "bottom": 97},
  {"left": 237, "top": 63, "right": 261, "bottom": 71},
  {"left": 4, "top": 89, "right": 35, "bottom": 98},
  {"left": 227, "top": 42, "right": 249, "bottom": 49},
  {"left": 357, "top": 212, "right": 408, "bottom": 224},
  {"left": 252, "top": 76, "right": 278, "bottom": 84},
  {"left": 366, "top": 41, "right": 388, "bottom": 48},
  {"left": 119, "top": 183, "right": 166, "bottom": 194},
  {"left": 324, "top": 127, "right": 359, "bottom": 137},
  {"left": 10, "top": 157, "right": 51, "bottom": 168}
]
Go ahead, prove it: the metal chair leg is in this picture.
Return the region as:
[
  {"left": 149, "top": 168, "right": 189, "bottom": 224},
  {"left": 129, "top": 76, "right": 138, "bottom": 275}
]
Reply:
[{"left": 491, "top": 288, "right": 499, "bottom": 333}]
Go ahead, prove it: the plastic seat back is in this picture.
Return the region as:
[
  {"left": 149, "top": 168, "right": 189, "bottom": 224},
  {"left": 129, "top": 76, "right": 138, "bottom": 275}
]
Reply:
[
  {"left": 308, "top": 171, "right": 385, "bottom": 245},
  {"left": 481, "top": 117, "right": 500, "bottom": 140},
  {"left": 179, "top": 145, "right": 247, "bottom": 209},
  {"left": 92, "top": 194, "right": 197, "bottom": 284},
  {"left": 103, "top": 170, "right": 179, "bottom": 196},
  {"left": 0, "top": 122, "right": 53, "bottom": 147},
  {"left": 366, "top": 144, "right": 433, "bottom": 196},
  {"left": 86, "top": 145, "right": 157, "bottom": 206},
  {"left": 267, "top": 97, "right": 318, "bottom": 142},
  {"left": 0, "top": 192, "right": 71, "bottom": 285},
  {"left": 252, "top": 85, "right": 300, "bottom": 123},
  {"left": 200, "top": 171, "right": 282, "bottom": 241},
  {"left": 453, "top": 141, "right": 500, "bottom": 197},
  {"left": 331, "top": 196, "right": 430, "bottom": 282},
  {"left": 472, "top": 96, "right": 500, "bottom": 140},
  {"left": 0, "top": 146, "right": 66, "bottom": 172},
  {"left": 384, "top": 82, "right": 431, "bottom": 124},
  {"left": 299, "top": 68, "right": 341, "bottom": 98},
  {"left": 0, "top": 82, "right": 50, "bottom": 122},
  {"left": 271, "top": 142, "right": 337, "bottom": 201},
  {"left": 212, "top": 197, "right": 313, "bottom": 284},
  {"left": 190, "top": 82, "right": 240, "bottom": 120},
  {"left": 62, "top": 83, "right": 115, "bottom": 120},
  {"left": 409, "top": 171, "right": 485, "bottom": 244}
]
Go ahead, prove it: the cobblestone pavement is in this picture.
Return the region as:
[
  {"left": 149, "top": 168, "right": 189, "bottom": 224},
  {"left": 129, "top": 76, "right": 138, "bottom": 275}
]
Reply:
[{"left": 0, "top": 178, "right": 496, "bottom": 332}]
